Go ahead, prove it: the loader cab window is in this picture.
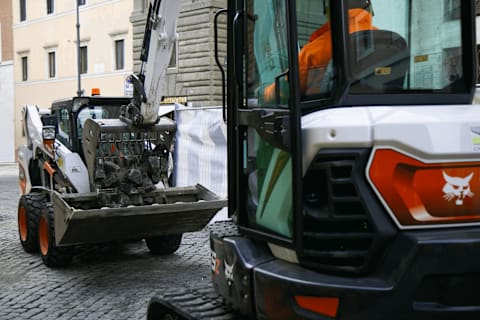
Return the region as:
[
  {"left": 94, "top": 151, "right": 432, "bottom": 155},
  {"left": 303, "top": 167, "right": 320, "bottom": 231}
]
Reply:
[
  {"left": 76, "top": 105, "right": 122, "bottom": 140},
  {"left": 77, "top": 106, "right": 105, "bottom": 139},
  {"left": 56, "top": 109, "right": 72, "bottom": 149}
]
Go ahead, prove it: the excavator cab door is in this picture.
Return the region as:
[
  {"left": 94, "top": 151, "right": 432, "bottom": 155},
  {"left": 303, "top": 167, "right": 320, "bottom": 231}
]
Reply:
[{"left": 227, "top": 0, "right": 309, "bottom": 242}]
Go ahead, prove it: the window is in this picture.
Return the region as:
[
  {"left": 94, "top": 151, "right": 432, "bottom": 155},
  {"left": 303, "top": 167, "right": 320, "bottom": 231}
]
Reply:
[
  {"left": 56, "top": 109, "right": 72, "bottom": 148},
  {"left": 444, "top": 0, "right": 460, "bottom": 21},
  {"left": 246, "top": 0, "right": 290, "bottom": 107},
  {"left": 47, "top": 0, "right": 54, "bottom": 14},
  {"left": 115, "top": 39, "right": 125, "bottom": 70},
  {"left": 80, "top": 46, "right": 88, "bottom": 74},
  {"left": 21, "top": 56, "right": 28, "bottom": 81},
  {"left": 19, "top": 0, "right": 26, "bottom": 21},
  {"left": 78, "top": 0, "right": 86, "bottom": 6},
  {"left": 48, "top": 51, "right": 56, "bottom": 78},
  {"left": 295, "top": 0, "right": 332, "bottom": 99},
  {"left": 242, "top": 0, "right": 293, "bottom": 239}
]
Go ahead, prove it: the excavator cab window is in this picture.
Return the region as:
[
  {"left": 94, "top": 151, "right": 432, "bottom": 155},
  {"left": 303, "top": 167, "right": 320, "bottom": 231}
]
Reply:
[
  {"left": 296, "top": 0, "right": 334, "bottom": 99},
  {"left": 245, "top": 0, "right": 290, "bottom": 108},
  {"left": 240, "top": 0, "right": 295, "bottom": 239},
  {"left": 293, "top": 0, "right": 472, "bottom": 105}
]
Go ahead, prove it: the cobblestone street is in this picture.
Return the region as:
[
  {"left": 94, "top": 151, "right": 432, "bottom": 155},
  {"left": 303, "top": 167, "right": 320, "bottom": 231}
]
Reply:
[{"left": 0, "top": 164, "right": 212, "bottom": 320}]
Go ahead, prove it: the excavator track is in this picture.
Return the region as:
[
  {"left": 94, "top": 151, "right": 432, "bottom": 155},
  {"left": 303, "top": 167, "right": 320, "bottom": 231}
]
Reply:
[{"left": 147, "top": 284, "right": 242, "bottom": 320}]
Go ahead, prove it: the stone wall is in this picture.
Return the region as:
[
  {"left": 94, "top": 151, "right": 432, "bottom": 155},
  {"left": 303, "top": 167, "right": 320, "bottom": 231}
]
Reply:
[{"left": 130, "top": 0, "right": 227, "bottom": 107}]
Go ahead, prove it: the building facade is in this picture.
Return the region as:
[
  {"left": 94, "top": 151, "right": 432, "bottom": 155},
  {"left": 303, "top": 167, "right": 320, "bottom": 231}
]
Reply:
[
  {"left": 130, "top": 0, "right": 227, "bottom": 107},
  {"left": 13, "top": 0, "right": 134, "bottom": 147},
  {"left": 0, "top": 0, "right": 14, "bottom": 163}
]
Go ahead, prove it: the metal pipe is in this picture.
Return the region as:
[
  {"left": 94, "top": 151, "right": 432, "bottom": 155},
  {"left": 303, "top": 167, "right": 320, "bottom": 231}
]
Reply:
[{"left": 76, "top": 1, "right": 83, "bottom": 97}]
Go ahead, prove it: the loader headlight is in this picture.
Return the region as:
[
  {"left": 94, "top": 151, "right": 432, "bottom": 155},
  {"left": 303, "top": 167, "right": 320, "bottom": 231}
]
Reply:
[{"left": 42, "top": 126, "right": 56, "bottom": 140}]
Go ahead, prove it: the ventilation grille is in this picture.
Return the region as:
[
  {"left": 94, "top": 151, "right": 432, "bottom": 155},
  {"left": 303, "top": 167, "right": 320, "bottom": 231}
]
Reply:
[{"left": 300, "top": 152, "right": 377, "bottom": 274}]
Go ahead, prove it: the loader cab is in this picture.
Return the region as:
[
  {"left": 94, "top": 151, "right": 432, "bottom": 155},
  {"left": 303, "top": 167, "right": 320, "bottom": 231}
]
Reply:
[
  {"left": 226, "top": 0, "right": 476, "bottom": 262},
  {"left": 51, "top": 97, "right": 128, "bottom": 159}
]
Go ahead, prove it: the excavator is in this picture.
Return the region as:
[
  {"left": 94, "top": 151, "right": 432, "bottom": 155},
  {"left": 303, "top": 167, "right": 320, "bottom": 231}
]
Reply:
[{"left": 141, "top": 0, "right": 480, "bottom": 319}]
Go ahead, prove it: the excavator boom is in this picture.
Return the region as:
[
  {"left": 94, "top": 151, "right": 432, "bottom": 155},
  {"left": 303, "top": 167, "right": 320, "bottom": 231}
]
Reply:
[{"left": 123, "top": 0, "right": 181, "bottom": 125}]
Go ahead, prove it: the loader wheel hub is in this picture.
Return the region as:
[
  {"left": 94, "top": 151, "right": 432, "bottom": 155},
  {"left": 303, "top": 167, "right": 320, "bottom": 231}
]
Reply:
[
  {"left": 18, "top": 207, "right": 28, "bottom": 242},
  {"left": 38, "top": 216, "right": 49, "bottom": 256}
]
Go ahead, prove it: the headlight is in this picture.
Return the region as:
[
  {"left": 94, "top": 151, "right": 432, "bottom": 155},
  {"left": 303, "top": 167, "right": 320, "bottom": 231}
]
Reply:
[{"left": 42, "top": 126, "right": 56, "bottom": 140}]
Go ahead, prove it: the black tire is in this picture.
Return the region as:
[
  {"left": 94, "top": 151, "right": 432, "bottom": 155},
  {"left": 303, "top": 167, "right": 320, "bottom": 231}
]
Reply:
[
  {"left": 17, "top": 193, "right": 47, "bottom": 253},
  {"left": 38, "top": 204, "right": 72, "bottom": 268},
  {"left": 145, "top": 234, "right": 182, "bottom": 255}
]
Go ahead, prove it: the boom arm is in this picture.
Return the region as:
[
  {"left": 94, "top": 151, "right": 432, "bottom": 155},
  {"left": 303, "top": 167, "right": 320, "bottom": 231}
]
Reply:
[{"left": 124, "top": 0, "right": 181, "bottom": 125}]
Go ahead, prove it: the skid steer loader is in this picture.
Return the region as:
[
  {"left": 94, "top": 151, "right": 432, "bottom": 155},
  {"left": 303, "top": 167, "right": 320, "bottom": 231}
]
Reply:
[
  {"left": 16, "top": 0, "right": 226, "bottom": 268},
  {"left": 146, "top": 0, "right": 480, "bottom": 319}
]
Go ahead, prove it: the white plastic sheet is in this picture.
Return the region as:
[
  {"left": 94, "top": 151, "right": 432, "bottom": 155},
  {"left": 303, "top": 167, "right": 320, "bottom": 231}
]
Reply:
[{"left": 172, "top": 103, "right": 228, "bottom": 222}]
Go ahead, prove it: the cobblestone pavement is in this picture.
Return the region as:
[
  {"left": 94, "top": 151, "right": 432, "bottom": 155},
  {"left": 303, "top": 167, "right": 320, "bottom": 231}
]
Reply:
[{"left": 0, "top": 164, "right": 213, "bottom": 320}]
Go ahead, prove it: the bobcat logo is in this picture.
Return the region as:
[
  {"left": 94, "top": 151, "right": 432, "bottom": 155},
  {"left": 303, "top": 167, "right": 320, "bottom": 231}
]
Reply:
[
  {"left": 224, "top": 260, "right": 234, "bottom": 284},
  {"left": 442, "top": 171, "right": 474, "bottom": 206}
]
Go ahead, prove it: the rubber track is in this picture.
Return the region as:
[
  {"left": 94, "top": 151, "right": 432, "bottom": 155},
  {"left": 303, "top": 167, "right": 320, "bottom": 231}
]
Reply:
[
  {"left": 150, "top": 221, "right": 243, "bottom": 319},
  {"left": 154, "top": 284, "right": 242, "bottom": 319}
]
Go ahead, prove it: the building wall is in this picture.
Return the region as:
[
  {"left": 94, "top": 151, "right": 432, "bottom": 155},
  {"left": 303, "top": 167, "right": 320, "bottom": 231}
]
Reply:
[
  {"left": 0, "top": 0, "right": 14, "bottom": 163},
  {"left": 13, "top": 0, "right": 134, "bottom": 147},
  {"left": 131, "top": 0, "right": 227, "bottom": 107},
  {"left": 0, "top": 0, "right": 13, "bottom": 61}
]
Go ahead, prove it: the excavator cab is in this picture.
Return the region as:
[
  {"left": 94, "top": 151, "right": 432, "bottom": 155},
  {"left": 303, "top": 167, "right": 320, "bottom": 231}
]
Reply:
[
  {"left": 230, "top": 0, "right": 475, "bottom": 245},
  {"left": 221, "top": 0, "right": 479, "bottom": 318}
]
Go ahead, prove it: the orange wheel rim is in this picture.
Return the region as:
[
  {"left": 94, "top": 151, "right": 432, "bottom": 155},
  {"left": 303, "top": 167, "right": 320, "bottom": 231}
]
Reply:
[
  {"left": 18, "top": 207, "right": 28, "bottom": 241},
  {"left": 39, "top": 216, "right": 49, "bottom": 256}
]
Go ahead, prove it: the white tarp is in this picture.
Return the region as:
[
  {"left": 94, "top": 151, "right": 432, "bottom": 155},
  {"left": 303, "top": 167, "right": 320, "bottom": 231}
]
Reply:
[{"left": 172, "top": 103, "right": 228, "bottom": 222}]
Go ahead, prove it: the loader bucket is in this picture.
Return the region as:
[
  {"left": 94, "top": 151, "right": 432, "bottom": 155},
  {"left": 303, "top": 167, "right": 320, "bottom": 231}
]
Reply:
[{"left": 51, "top": 185, "right": 227, "bottom": 246}]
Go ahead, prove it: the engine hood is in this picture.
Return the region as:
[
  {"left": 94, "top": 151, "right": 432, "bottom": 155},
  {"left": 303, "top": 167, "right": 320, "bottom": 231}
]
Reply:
[{"left": 301, "top": 104, "right": 480, "bottom": 173}]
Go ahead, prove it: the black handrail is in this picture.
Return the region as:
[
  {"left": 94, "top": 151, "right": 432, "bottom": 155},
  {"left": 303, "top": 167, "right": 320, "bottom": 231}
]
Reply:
[{"left": 214, "top": 9, "right": 228, "bottom": 123}]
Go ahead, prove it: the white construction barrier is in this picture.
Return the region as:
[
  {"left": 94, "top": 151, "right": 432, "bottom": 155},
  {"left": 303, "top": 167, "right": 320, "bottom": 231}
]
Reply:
[{"left": 172, "top": 103, "right": 228, "bottom": 222}]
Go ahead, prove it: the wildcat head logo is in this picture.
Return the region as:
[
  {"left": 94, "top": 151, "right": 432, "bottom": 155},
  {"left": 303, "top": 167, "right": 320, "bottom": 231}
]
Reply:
[
  {"left": 224, "top": 260, "right": 234, "bottom": 284},
  {"left": 442, "top": 171, "right": 474, "bottom": 206}
]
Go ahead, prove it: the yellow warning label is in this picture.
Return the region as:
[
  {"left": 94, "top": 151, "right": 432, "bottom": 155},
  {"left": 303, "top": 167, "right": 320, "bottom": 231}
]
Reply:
[
  {"left": 375, "top": 67, "right": 391, "bottom": 76},
  {"left": 414, "top": 55, "right": 429, "bottom": 63},
  {"left": 160, "top": 96, "right": 188, "bottom": 105}
]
